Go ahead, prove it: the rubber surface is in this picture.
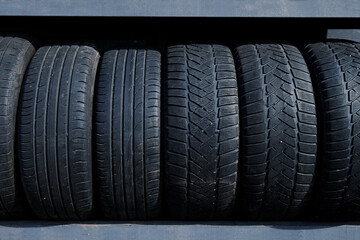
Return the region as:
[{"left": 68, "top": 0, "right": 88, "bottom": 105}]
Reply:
[
  {"left": 18, "top": 45, "right": 100, "bottom": 220},
  {"left": 0, "top": 36, "right": 35, "bottom": 217},
  {"left": 165, "top": 44, "right": 239, "bottom": 220},
  {"left": 234, "top": 43, "right": 317, "bottom": 220},
  {"left": 95, "top": 49, "right": 161, "bottom": 220},
  {"left": 305, "top": 42, "right": 360, "bottom": 220}
]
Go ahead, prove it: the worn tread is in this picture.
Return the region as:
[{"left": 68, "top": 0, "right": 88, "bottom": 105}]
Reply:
[
  {"left": 18, "top": 45, "right": 100, "bottom": 220},
  {"left": 234, "top": 43, "right": 317, "bottom": 220},
  {"left": 95, "top": 49, "right": 161, "bottom": 220},
  {"left": 165, "top": 44, "right": 239, "bottom": 220},
  {"left": 305, "top": 41, "right": 360, "bottom": 220},
  {"left": 0, "top": 35, "right": 35, "bottom": 218}
]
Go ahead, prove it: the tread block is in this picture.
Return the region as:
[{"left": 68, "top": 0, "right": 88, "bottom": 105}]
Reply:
[
  {"left": 234, "top": 43, "right": 317, "bottom": 220},
  {"left": 305, "top": 41, "right": 360, "bottom": 220},
  {"left": 165, "top": 44, "right": 239, "bottom": 220}
]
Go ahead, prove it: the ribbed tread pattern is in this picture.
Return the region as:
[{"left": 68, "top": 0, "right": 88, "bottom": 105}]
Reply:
[
  {"left": 165, "top": 44, "right": 239, "bottom": 220},
  {"left": 234, "top": 43, "right": 317, "bottom": 220},
  {"left": 305, "top": 42, "right": 360, "bottom": 219},
  {"left": 0, "top": 36, "right": 35, "bottom": 217},
  {"left": 18, "top": 45, "right": 100, "bottom": 220},
  {"left": 95, "top": 49, "right": 161, "bottom": 220}
]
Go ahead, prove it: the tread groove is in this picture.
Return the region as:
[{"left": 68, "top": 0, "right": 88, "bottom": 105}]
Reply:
[
  {"left": 66, "top": 46, "right": 81, "bottom": 220},
  {"left": 304, "top": 42, "right": 360, "bottom": 219},
  {"left": 166, "top": 44, "right": 239, "bottom": 219},
  {"left": 121, "top": 50, "right": 129, "bottom": 219},
  {"left": 33, "top": 46, "right": 52, "bottom": 218},
  {"left": 43, "top": 46, "right": 61, "bottom": 219},
  {"left": 110, "top": 50, "right": 119, "bottom": 219},
  {"left": 55, "top": 46, "right": 71, "bottom": 219},
  {"left": 235, "top": 43, "right": 317, "bottom": 220}
]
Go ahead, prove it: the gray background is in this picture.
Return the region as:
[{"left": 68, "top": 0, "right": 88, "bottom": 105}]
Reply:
[{"left": 0, "top": 0, "right": 359, "bottom": 17}]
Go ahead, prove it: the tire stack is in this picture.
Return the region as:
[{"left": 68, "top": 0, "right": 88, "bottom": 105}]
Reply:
[{"left": 0, "top": 34, "right": 359, "bottom": 220}]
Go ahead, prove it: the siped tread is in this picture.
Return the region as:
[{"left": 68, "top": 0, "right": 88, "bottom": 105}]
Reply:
[
  {"left": 234, "top": 43, "right": 317, "bottom": 220},
  {"left": 165, "top": 44, "right": 239, "bottom": 220},
  {"left": 304, "top": 41, "right": 360, "bottom": 220}
]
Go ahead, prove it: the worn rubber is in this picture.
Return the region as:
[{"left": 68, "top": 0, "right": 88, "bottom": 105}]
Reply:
[
  {"left": 18, "top": 45, "right": 100, "bottom": 220},
  {"left": 165, "top": 44, "right": 239, "bottom": 220},
  {"left": 95, "top": 49, "right": 161, "bottom": 220},
  {"left": 0, "top": 36, "right": 35, "bottom": 218},
  {"left": 305, "top": 42, "right": 360, "bottom": 220},
  {"left": 234, "top": 43, "right": 317, "bottom": 220}
]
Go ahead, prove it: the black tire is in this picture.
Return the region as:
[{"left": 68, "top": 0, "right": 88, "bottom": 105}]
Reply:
[
  {"left": 234, "top": 43, "right": 317, "bottom": 220},
  {"left": 95, "top": 49, "right": 161, "bottom": 220},
  {"left": 18, "top": 45, "right": 100, "bottom": 220},
  {"left": 304, "top": 42, "right": 360, "bottom": 220},
  {"left": 0, "top": 36, "right": 35, "bottom": 217},
  {"left": 165, "top": 44, "right": 239, "bottom": 220}
]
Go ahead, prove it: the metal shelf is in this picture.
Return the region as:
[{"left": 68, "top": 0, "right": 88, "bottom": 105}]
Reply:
[
  {"left": 0, "top": 2, "right": 360, "bottom": 240},
  {"left": 1, "top": 222, "right": 360, "bottom": 240},
  {"left": 0, "top": 0, "right": 359, "bottom": 17}
]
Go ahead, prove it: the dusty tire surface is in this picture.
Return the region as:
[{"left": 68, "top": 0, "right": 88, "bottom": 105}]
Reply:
[
  {"left": 0, "top": 36, "right": 35, "bottom": 218},
  {"left": 305, "top": 42, "right": 360, "bottom": 220},
  {"left": 18, "top": 45, "right": 100, "bottom": 220},
  {"left": 95, "top": 49, "right": 161, "bottom": 220},
  {"left": 165, "top": 44, "right": 239, "bottom": 220},
  {"left": 234, "top": 43, "right": 317, "bottom": 220}
]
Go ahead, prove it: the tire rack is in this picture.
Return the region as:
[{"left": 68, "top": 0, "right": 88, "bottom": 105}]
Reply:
[{"left": 0, "top": 1, "right": 360, "bottom": 239}]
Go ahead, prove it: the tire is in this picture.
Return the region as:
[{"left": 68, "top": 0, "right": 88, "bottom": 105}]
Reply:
[
  {"left": 304, "top": 42, "right": 360, "bottom": 220},
  {"left": 18, "top": 45, "right": 100, "bottom": 220},
  {"left": 95, "top": 49, "right": 161, "bottom": 220},
  {"left": 234, "top": 43, "right": 317, "bottom": 220},
  {"left": 0, "top": 36, "right": 35, "bottom": 217},
  {"left": 165, "top": 44, "right": 239, "bottom": 220}
]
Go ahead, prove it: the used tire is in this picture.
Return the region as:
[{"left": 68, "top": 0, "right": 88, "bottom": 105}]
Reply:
[
  {"left": 234, "top": 43, "right": 317, "bottom": 220},
  {"left": 18, "top": 45, "right": 100, "bottom": 220},
  {"left": 305, "top": 42, "right": 360, "bottom": 220},
  {"left": 0, "top": 36, "right": 35, "bottom": 217},
  {"left": 95, "top": 49, "right": 161, "bottom": 220},
  {"left": 165, "top": 44, "right": 239, "bottom": 220}
]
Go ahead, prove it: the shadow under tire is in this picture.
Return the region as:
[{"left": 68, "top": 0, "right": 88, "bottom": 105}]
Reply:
[
  {"left": 165, "top": 44, "right": 239, "bottom": 220},
  {"left": 305, "top": 41, "right": 360, "bottom": 220},
  {"left": 0, "top": 36, "right": 35, "bottom": 218},
  {"left": 18, "top": 45, "right": 100, "bottom": 220},
  {"left": 95, "top": 49, "right": 161, "bottom": 220},
  {"left": 234, "top": 43, "right": 317, "bottom": 220}
]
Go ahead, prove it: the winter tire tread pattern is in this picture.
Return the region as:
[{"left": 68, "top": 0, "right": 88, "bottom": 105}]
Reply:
[
  {"left": 165, "top": 44, "right": 239, "bottom": 220},
  {"left": 234, "top": 43, "right": 317, "bottom": 220},
  {"left": 305, "top": 41, "right": 360, "bottom": 220}
]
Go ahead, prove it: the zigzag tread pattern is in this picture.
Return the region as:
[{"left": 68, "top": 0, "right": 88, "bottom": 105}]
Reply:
[
  {"left": 165, "top": 44, "right": 239, "bottom": 219},
  {"left": 305, "top": 42, "right": 360, "bottom": 219},
  {"left": 235, "top": 43, "right": 317, "bottom": 220}
]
